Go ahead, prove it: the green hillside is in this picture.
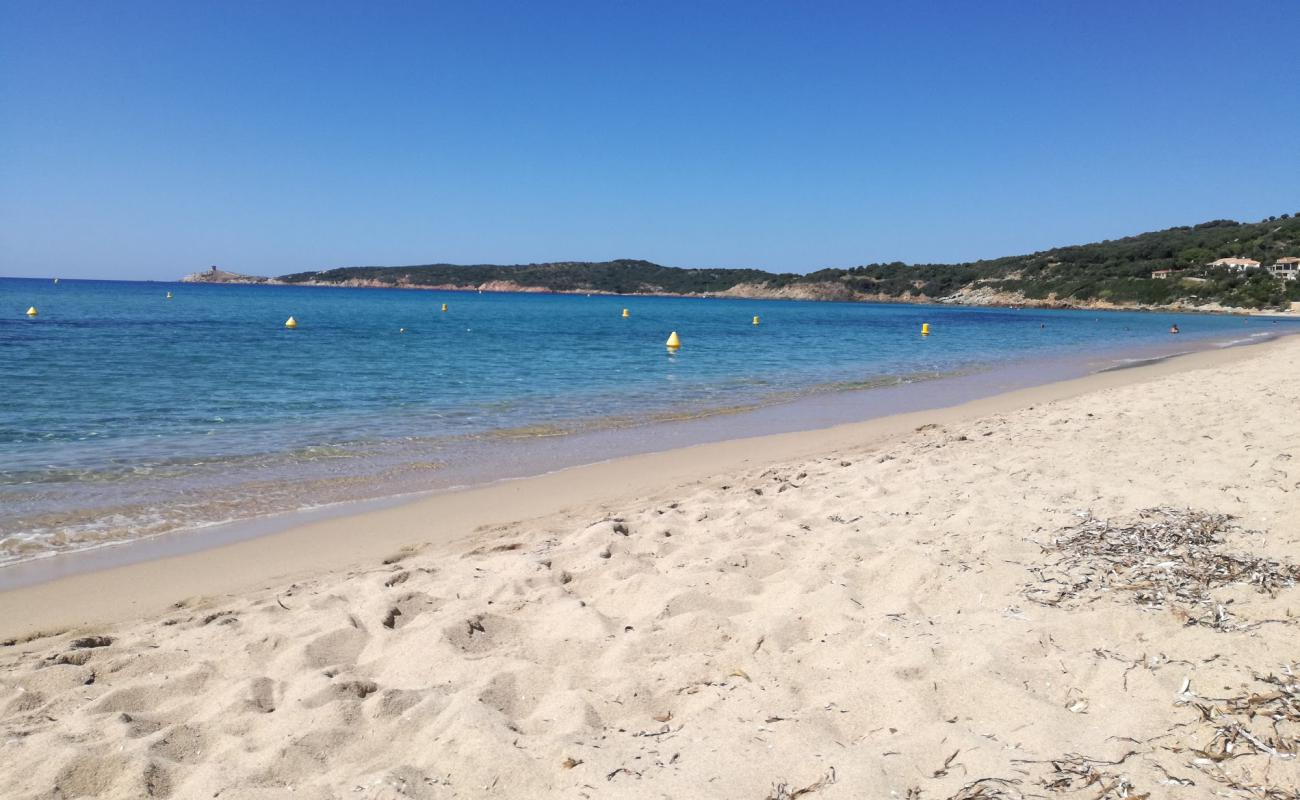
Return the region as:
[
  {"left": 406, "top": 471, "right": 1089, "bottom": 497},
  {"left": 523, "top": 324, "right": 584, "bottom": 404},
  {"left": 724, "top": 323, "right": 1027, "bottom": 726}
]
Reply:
[
  {"left": 279, "top": 259, "right": 787, "bottom": 296},
  {"left": 274, "top": 213, "right": 1300, "bottom": 309},
  {"left": 830, "top": 214, "right": 1300, "bottom": 308}
]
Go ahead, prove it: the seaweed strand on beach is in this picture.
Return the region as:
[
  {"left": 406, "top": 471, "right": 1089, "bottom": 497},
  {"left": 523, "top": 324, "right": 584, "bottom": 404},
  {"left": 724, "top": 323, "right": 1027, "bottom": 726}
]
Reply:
[{"left": 1024, "top": 507, "right": 1300, "bottom": 630}]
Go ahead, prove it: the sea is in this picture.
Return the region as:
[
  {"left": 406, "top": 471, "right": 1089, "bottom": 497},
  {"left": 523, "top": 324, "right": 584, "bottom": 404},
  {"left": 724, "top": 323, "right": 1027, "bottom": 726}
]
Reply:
[{"left": 3, "top": 276, "right": 1296, "bottom": 569}]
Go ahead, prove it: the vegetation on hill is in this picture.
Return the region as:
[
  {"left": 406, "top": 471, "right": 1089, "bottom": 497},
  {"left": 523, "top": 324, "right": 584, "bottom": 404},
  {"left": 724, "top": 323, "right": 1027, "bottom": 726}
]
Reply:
[
  {"left": 831, "top": 214, "right": 1300, "bottom": 308},
  {"left": 279, "top": 260, "right": 784, "bottom": 295},
  {"left": 269, "top": 213, "right": 1300, "bottom": 310}
]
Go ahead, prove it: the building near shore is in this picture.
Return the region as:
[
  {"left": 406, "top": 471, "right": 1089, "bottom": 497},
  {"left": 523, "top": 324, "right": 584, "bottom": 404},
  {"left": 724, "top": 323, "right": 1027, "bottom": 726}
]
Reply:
[
  {"left": 1209, "top": 257, "right": 1261, "bottom": 272},
  {"left": 1269, "top": 256, "right": 1300, "bottom": 281},
  {"left": 1150, "top": 268, "right": 1179, "bottom": 279}
]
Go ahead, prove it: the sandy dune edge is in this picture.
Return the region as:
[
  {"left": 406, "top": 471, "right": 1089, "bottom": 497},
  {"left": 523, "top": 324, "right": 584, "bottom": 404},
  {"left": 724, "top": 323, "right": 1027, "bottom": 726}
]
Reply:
[{"left": 2, "top": 339, "right": 1299, "bottom": 798}]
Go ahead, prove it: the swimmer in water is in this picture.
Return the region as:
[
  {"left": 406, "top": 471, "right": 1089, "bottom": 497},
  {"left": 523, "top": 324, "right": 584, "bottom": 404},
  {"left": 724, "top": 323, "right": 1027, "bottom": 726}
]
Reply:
[{"left": 1169, "top": 324, "right": 1180, "bottom": 334}]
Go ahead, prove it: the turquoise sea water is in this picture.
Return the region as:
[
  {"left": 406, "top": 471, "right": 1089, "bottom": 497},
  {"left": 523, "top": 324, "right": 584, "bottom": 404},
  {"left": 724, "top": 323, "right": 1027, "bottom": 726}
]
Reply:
[{"left": 2, "top": 276, "right": 1296, "bottom": 565}]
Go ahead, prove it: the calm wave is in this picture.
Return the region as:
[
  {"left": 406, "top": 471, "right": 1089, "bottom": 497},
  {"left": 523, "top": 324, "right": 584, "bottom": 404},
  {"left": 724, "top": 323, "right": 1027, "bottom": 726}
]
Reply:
[{"left": 2, "top": 276, "right": 1295, "bottom": 564}]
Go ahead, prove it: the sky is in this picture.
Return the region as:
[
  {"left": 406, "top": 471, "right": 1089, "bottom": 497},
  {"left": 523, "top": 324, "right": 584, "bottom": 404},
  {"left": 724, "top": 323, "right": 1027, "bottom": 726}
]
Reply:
[{"left": 1, "top": 1, "right": 1298, "bottom": 280}]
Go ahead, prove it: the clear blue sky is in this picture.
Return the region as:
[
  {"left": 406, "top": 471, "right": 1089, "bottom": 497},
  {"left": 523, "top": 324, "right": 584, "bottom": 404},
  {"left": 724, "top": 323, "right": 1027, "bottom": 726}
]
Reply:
[{"left": 2, "top": 1, "right": 1297, "bottom": 280}]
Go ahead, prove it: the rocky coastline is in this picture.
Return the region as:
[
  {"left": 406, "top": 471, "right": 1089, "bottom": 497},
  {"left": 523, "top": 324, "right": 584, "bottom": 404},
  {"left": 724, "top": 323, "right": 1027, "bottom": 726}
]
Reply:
[{"left": 179, "top": 269, "right": 1291, "bottom": 315}]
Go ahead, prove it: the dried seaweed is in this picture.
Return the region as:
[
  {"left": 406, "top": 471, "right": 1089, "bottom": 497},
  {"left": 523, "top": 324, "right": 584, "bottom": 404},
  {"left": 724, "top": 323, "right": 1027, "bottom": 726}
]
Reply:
[
  {"left": 933, "top": 749, "right": 963, "bottom": 778},
  {"left": 1027, "top": 752, "right": 1144, "bottom": 798},
  {"left": 764, "top": 767, "right": 836, "bottom": 799},
  {"left": 941, "top": 778, "right": 1030, "bottom": 799},
  {"left": 1180, "top": 666, "right": 1300, "bottom": 764},
  {"left": 1024, "top": 507, "right": 1300, "bottom": 631},
  {"left": 1185, "top": 759, "right": 1300, "bottom": 800}
]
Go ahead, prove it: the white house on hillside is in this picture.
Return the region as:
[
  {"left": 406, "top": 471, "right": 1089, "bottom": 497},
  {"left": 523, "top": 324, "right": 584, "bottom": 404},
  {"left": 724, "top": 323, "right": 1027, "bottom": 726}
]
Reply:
[
  {"left": 1208, "top": 257, "right": 1261, "bottom": 272},
  {"left": 1269, "top": 256, "right": 1300, "bottom": 281}
]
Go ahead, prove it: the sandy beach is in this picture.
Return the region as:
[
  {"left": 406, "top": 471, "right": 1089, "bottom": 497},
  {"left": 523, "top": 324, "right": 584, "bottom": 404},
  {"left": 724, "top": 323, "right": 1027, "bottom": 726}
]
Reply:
[{"left": 2, "top": 337, "right": 1298, "bottom": 799}]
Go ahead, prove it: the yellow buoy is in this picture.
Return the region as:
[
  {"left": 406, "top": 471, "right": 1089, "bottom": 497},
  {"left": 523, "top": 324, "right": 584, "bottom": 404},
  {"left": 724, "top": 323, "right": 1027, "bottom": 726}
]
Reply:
[
  {"left": 622, "top": 308, "right": 629, "bottom": 318},
  {"left": 921, "top": 322, "right": 930, "bottom": 336},
  {"left": 26, "top": 306, "right": 38, "bottom": 317},
  {"left": 752, "top": 315, "right": 760, "bottom": 326},
  {"left": 665, "top": 330, "right": 681, "bottom": 349},
  {"left": 441, "top": 303, "right": 448, "bottom": 312},
  {"left": 284, "top": 316, "right": 298, "bottom": 329}
]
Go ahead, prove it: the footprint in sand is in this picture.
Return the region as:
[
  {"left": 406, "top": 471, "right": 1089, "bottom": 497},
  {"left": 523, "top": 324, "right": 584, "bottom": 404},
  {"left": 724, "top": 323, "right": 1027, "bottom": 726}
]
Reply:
[
  {"left": 148, "top": 723, "right": 207, "bottom": 764},
  {"left": 302, "top": 626, "right": 369, "bottom": 670},
  {"left": 93, "top": 685, "right": 157, "bottom": 715},
  {"left": 660, "top": 590, "right": 749, "bottom": 619},
  {"left": 69, "top": 635, "right": 114, "bottom": 649},
  {"left": 374, "top": 687, "right": 426, "bottom": 719},
  {"left": 52, "top": 650, "right": 94, "bottom": 666},
  {"left": 381, "top": 592, "right": 435, "bottom": 630},
  {"left": 477, "top": 670, "right": 546, "bottom": 720},
  {"left": 4, "top": 688, "right": 47, "bottom": 715},
  {"left": 245, "top": 676, "right": 278, "bottom": 714},
  {"left": 50, "top": 751, "right": 135, "bottom": 799},
  {"left": 381, "top": 544, "right": 426, "bottom": 565},
  {"left": 443, "top": 613, "right": 520, "bottom": 656},
  {"left": 119, "top": 711, "right": 166, "bottom": 738}
]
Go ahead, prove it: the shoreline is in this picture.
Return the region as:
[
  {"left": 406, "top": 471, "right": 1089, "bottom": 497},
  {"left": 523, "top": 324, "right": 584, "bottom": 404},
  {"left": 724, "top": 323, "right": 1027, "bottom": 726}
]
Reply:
[
  {"left": 22, "top": 273, "right": 1300, "bottom": 315},
  {"left": 0, "top": 333, "right": 1285, "bottom": 641},
  {"left": 0, "top": 326, "right": 1280, "bottom": 585},
  {"left": 2, "top": 315, "right": 1289, "bottom": 579},
  {"left": 241, "top": 279, "right": 1300, "bottom": 316}
]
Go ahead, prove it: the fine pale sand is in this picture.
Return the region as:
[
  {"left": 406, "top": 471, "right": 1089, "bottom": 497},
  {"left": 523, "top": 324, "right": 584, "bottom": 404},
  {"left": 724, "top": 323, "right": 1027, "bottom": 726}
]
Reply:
[{"left": 2, "top": 338, "right": 1298, "bottom": 799}]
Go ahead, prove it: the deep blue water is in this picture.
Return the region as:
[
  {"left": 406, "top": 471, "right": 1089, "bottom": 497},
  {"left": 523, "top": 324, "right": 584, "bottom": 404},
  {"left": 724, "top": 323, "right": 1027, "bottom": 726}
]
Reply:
[{"left": 1, "top": 276, "right": 1295, "bottom": 563}]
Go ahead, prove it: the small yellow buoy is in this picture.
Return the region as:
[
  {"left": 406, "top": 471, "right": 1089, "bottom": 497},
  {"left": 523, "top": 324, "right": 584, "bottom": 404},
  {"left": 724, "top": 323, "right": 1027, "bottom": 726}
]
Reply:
[
  {"left": 665, "top": 330, "right": 681, "bottom": 349},
  {"left": 622, "top": 308, "right": 629, "bottom": 318},
  {"left": 441, "top": 303, "right": 448, "bottom": 313},
  {"left": 284, "top": 316, "right": 298, "bottom": 329},
  {"left": 921, "top": 323, "right": 930, "bottom": 336},
  {"left": 752, "top": 315, "right": 760, "bottom": 326},
  {"left": 26, "top": 306, "right": 38, "bottom": 317}
]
